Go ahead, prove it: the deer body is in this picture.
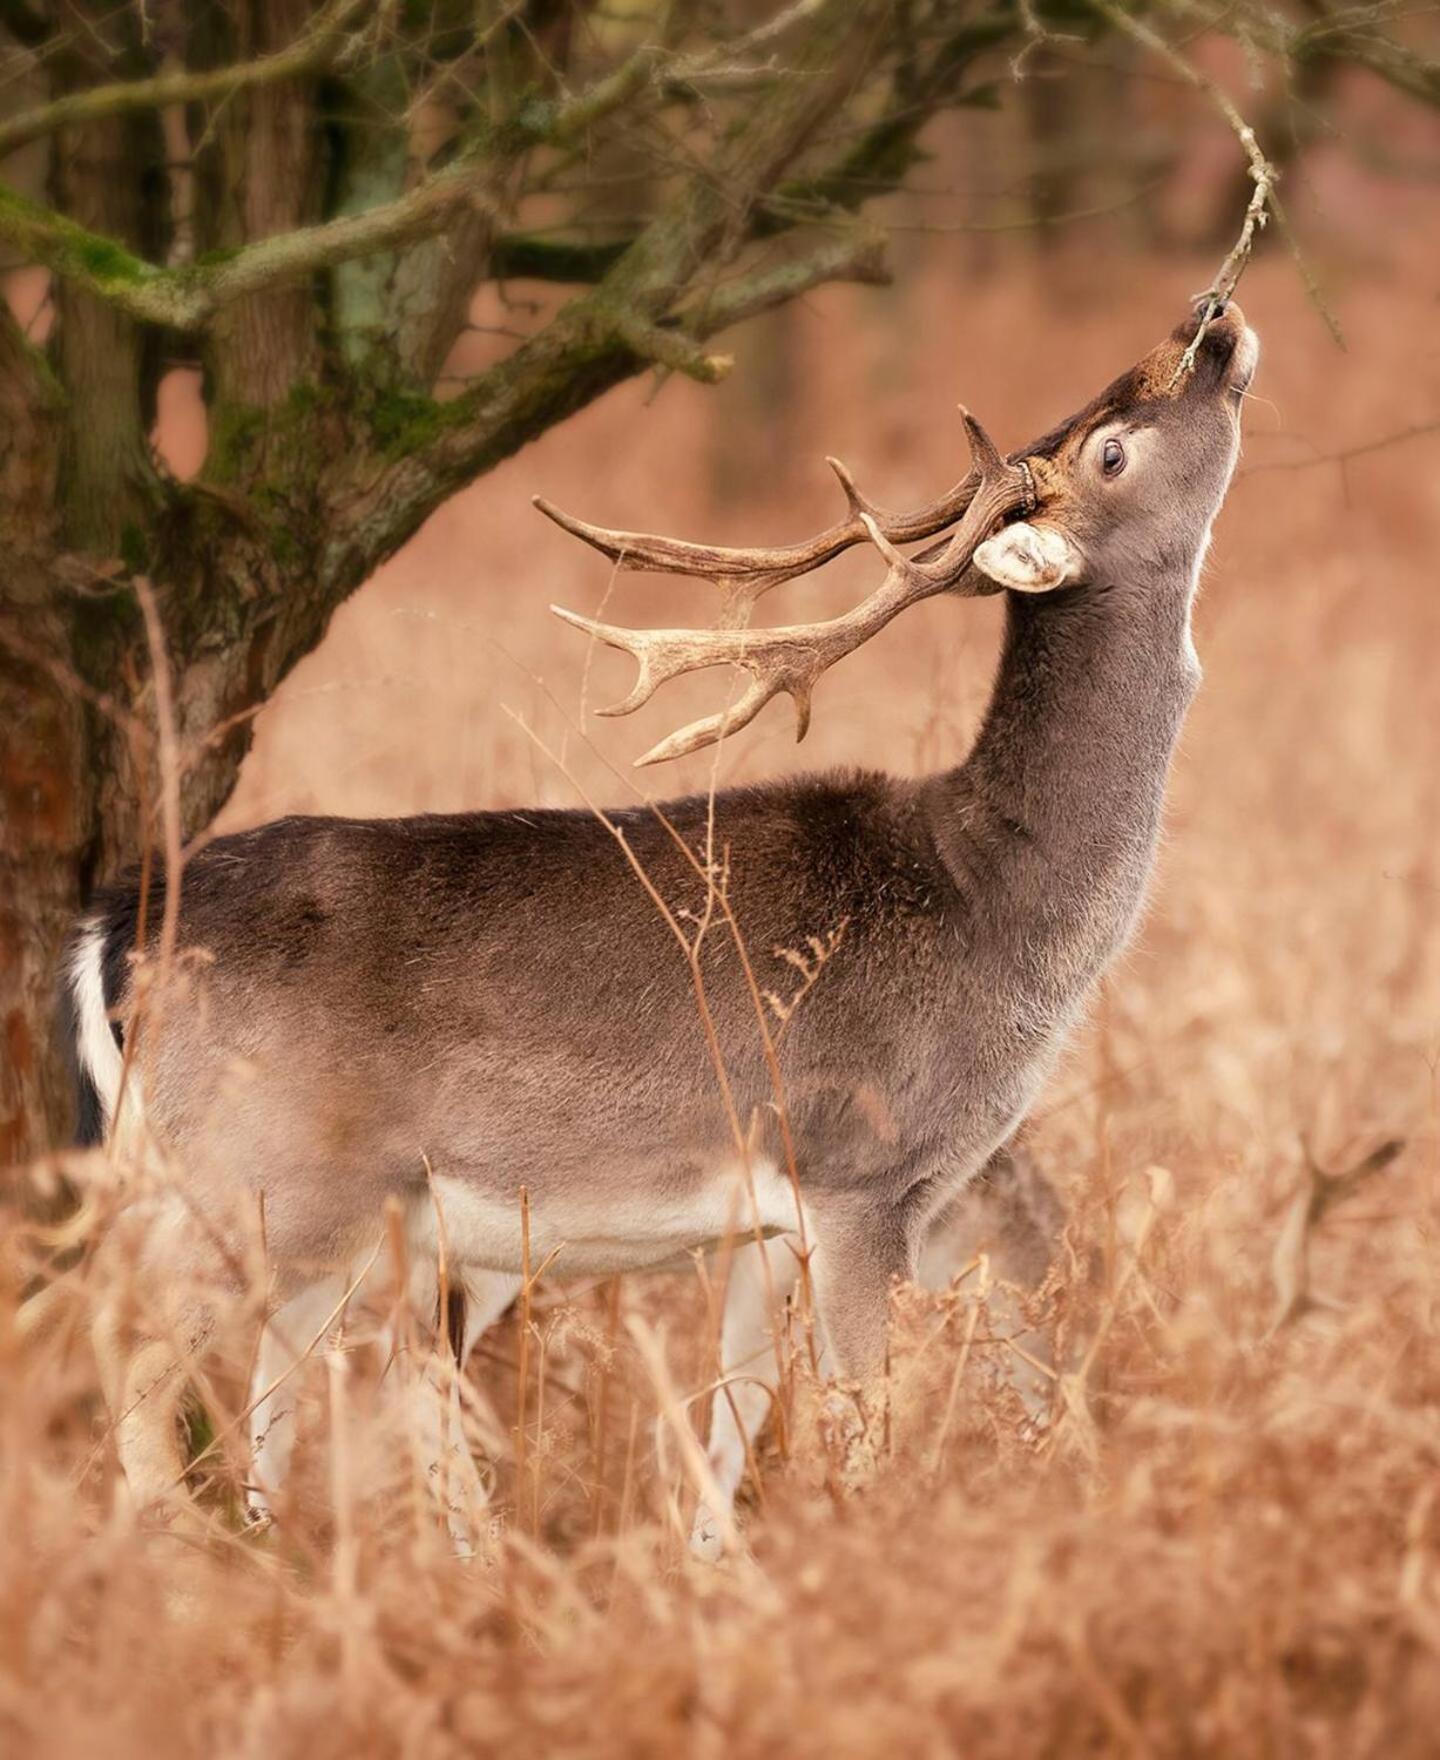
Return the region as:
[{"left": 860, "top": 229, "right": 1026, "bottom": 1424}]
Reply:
[{"left": 68, "top": 304, "right": 1255, "bottom": 1538}]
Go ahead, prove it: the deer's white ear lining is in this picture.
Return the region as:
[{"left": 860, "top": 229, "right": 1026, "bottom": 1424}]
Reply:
[{"left": 973, "top": 521, "right": 1082, "bottom": 593}]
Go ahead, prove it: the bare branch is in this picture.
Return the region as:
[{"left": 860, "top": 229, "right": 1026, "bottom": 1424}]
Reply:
[
  {"left": 0, "top": 0, "right": 373, "bottom": 162},
  {"left": 606, "top": 308, "right": 736, "bottom": 384},
  {"left": 1241, "top": 417, "right": 1440, "bottom": 476},
  {"left": 1090, "top": 0, "right": 1277, "bottom": 380},
  {"left": 0, "top": 31, "right": 683, "bottom": 332},
  {"left": 1198, "top": 0, "right": 1440, "bottom": 109}
]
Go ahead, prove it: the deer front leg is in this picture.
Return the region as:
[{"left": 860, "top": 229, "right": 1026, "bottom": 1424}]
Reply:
[
  {"left": 434, "top": 1269, "right": 521, "bottom": 1556},
  {"left": 809, "top": 1203, "right": 916, "bottom": 1490},
  {"left": 247, "top": 1276, "right": 348, "bottom": 1528},
  {"left": 394, "top": 1264, "right": 520, "bottom": 1558}
]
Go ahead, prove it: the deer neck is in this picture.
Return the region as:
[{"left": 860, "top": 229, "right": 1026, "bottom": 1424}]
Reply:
[{"left": 925, "top": 569, "right": 1201, "bottom": 985}]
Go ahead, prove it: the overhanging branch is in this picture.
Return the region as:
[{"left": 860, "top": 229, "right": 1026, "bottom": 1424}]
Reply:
[
  {"left": 0, "top": 29, "right": 719, "bottom": 332},
  {"left": 0, "top": 160, "right": 498, "bottom": 330},
  {"left": 0, "top": 0, "right": 372, "bottom": 161}
]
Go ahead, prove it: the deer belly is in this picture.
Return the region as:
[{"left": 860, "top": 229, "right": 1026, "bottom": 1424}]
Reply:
[{"left": 410, "top": 1160, "right": 806, "bottom": 1278}]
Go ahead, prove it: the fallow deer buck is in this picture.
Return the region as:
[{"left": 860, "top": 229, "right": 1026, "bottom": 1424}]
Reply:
[{"left": 64, "top": 300, "right": 1256, "bottom": 1552}]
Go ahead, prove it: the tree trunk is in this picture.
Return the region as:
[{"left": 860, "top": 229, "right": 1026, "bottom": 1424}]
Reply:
[
  {"left": 0, "top": 488, "right": 337, "bottom": 1170},
  {"left": 0, "top": 622, "right": 93, "bottom": 1166}
]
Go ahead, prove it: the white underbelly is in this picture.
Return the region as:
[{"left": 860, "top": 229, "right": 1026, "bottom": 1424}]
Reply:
[{"left": 410, "top": 1160, "right": 807, "bottom": 1280}]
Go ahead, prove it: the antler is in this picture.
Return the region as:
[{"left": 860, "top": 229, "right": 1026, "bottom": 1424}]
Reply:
[
  {"left": 535, "top": 427, "right": 990, "bottom": 628},
  {"left": 544, "top": 413, "right": 1035, "bottom": 768}
]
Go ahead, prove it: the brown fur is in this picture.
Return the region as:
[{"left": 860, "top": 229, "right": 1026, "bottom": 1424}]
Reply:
[{"left": 70, "top": 304, "right": 1255, "bottom": 1517}]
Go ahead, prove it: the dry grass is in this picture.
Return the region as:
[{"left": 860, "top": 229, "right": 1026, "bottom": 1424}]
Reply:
[{"left": 4, "top": 128, "right": 1440, "bottom": 1756}]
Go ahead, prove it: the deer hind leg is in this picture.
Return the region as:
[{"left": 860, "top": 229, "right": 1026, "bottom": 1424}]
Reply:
[
  {"left": 690, "top": 1238, "right": 800, "bottom": 1561},
  {"left": 919, "top": 1140, "right": 1066, "bottom": 1432},
  {"left": 90, "top": 1207, "right": 216, "bottom": 1527}
]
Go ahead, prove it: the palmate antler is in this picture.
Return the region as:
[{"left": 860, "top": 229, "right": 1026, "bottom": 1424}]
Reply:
[{"left": 538, "top": 412, "right": 1035, "bottom": 768}]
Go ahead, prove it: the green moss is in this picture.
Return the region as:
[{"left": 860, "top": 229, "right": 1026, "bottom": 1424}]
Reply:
[
  {"left": 285, "top": 380, "right": 324, "bottom": 416},
  {"left": 0, "top": 184, "right": 157, "bottom": 291},
  {"left": 205, "top": 380, "right": 333, "bottom": 483},
  {"left": 207, "top": 402, "right": 266, "bottom": 479},
  {"left": 118, "top": 520, "right": 149, "bottom": 575},
  {"left": 367, "top": 387, "right": 468, "bottom": 458}
]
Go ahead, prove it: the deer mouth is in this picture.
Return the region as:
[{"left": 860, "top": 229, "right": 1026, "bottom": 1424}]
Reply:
[{"left": 1228, "top": 325, "right": 1259, "bottom": 398}]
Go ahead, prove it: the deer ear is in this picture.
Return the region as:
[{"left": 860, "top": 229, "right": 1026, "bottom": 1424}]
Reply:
[{"left": 972, "top": 521, "right": 1083, "bottom": 593}]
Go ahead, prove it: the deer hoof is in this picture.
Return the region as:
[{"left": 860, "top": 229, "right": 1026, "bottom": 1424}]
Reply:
[{"left": 689, "top": 1503, "right": 727, "bottom": 1563}]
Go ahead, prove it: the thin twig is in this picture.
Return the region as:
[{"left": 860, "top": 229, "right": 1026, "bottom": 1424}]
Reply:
[{"left": 1091, "top": 0, "right": 1278, "bottom": 382}]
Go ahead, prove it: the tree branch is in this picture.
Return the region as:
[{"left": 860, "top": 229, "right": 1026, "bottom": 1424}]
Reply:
[
  {"left": 1188, "top": 0, "right": 1440, "bottom": 110},
  {"left": 485, "top": 7, "right": 1014, "bottom": 286},
  {"left": 1090, "top": 0, "right": 1277, "bottom": 379},
  {"left": 0, "top": 155, "right": 498, "bottom": 329},
  {"left": 674, "top": 222, "right": 890, "bottom": 334},
  {"left": 322, "top": 214, "right": 891, "bottom": 597},
  {"left": 0, "top": 29, "right": 715, "bottom": 334},
  {"left": 0, "top": 0, "right": 373, "bottom": 161},
  {"left": 318, "top": 0, "right": 884, "bottom": 565}
]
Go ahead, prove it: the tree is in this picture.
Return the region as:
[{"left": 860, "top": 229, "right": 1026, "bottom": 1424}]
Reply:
[{"left": 0, "top": 0, "right": 1434, "bottom": 1165}]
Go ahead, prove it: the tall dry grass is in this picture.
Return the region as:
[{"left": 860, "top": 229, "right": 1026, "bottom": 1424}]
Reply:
[{"left": 4, "top": 117, "right": 1440, "bottom": 1755}]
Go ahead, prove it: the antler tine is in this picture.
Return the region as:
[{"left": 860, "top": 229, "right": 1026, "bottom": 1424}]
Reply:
[
  {"left": 959, "top": 405, "right": 1003, "bottom": 474},
  {"left": 550, "top": 411, "right": 1032, "bottom": 767},
  {"left": 534, "top": 426, "right": 985, "bottom": 614},
  {"left": 824, "top": 455, "right": 886, "bottom": 521}
]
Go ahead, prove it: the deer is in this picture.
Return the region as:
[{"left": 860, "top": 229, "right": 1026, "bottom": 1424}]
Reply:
[{"left": 61, "top": 299, "right": 1256, "bottom": 1553}]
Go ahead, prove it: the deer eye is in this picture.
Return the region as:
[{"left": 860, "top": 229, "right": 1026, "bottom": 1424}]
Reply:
[{"left": 1101, "top": 437, "right": 1127, "bottom": 478}]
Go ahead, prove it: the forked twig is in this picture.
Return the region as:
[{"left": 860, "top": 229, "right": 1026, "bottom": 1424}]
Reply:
[{"left": 1269, "top": 1137, "right": 1404, "bottom": 1334}]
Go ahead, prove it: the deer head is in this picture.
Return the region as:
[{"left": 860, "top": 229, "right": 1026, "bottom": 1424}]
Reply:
[
  {"left": 975, "top": 302, "right": 1257, "bottom": 596},
  {"left": 539, "top": 303, "right": 1257, "bottom": 766}
]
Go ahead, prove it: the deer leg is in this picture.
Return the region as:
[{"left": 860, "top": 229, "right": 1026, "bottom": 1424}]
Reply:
[
  {"left": 404, "top": 1268, "right": 519, "bottom": 1558},
  {"left": 246, "top": 1276, "right": 347, "bottom": 1527},
  {"left": 444, "top": 1269, "right": 520, "bottom": 1552},
  {"left": 90, "top": 1200, "right": 217, "bottom": 1527},
  {"left": 919, "top": 1142, "right": 1065, "bottom": 1432},
  {"left": 92, "top": 1310, "right": 192, "bottom": 1517},
  {"left": 809, "top": 1202, "right": 916, "bottom": 1491},
  {"left": 690, "top": 1238, "right": 799, "bottom": 1561}
]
